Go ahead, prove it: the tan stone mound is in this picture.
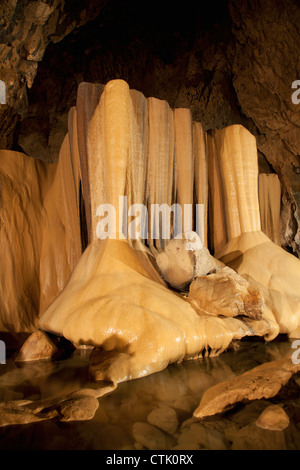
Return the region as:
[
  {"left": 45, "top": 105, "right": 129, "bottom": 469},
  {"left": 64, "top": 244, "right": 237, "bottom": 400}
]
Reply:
[
  {"left": 188, "top": 266, "right": 264, "bottom": 320},
  {"left": 39, "top": 237, "right": 275, "bottom": 384},
  {"left": 193, "top": 356, "right": 300, "bottom": 419},
  {"left": 219, "top": 231, "right": 300, "bottom": 338}
]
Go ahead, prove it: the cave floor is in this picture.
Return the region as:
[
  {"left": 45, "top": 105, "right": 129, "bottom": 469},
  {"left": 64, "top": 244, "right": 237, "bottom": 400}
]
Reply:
[{"left": 0, "top": 336, "right": 300, "bottom": 450}]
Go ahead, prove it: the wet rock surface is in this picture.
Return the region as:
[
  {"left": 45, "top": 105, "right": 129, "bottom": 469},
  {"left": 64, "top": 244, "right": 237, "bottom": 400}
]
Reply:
[
  {"left": 193, "top": 355, "right": 300, "bottom": 419},
  {"left": 188, "top": 266, "right": 264, "bottom": 319},
  {"left": 0, "top": 336, "right": 300, "bottom": 450}
]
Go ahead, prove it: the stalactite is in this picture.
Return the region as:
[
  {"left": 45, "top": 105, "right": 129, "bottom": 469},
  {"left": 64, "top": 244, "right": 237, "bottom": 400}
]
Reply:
[
  {"left": 209, "top": 125, "right": 300, "bottom": 338},
  {"left": 193, "top": 122, "right": 208, "bottom": 248},
  {"left": 1, "top": 78, "right": 295, "bottom": 385},
  {"left": 259, "top": 173, "right": 281, "bottom": 245},
  {"left": 174, "top": 108, "right": 194, "bottom": 240},
  {"left": 38, "top": 80, "right": 276, "bottom": 384}
]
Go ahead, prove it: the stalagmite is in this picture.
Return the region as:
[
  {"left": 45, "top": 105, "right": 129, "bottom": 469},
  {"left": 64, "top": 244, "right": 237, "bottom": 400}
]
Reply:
[
  {"left": 209, "top": 124, "right": 300, "bottom": 338},
  {"left": 38, "top": 80, "right": 275, "bottom": 384}
]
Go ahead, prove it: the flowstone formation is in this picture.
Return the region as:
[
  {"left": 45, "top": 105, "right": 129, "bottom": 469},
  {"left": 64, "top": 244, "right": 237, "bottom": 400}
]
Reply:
[
  {"left": 1, "top": 79, "right": 300, "bottom": 390},
  {"left": 38, "top": 79, "right": 275, "bottom": 384},
  {"left": 208, "top": 126, "right": 300, "bottom": 338}
]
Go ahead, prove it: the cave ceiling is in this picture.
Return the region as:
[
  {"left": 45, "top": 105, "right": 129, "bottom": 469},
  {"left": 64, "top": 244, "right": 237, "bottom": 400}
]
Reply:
[{"left": 0, "top": 0, "right": 300, "bottom": 254}]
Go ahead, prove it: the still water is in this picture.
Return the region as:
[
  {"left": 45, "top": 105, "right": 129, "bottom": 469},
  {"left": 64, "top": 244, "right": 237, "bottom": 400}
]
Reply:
[{"left": 0, "top": 337, "right": 296, "bottom": 450}]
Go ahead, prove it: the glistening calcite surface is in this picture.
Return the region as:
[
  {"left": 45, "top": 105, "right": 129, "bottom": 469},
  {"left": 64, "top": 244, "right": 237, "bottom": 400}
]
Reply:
[{"left": 38, "top": 80, "right": 276, "bottom": 384}]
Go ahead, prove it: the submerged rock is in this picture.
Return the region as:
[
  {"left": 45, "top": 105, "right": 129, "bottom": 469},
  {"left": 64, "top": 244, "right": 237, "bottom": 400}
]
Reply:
[
  {"left": 255, "top": 405, "right": 290, "bottom": 431},
  {"left": 0, "top": 399, "right": 58, "bottom": 427},
  {"left": 231, "top": 422, "right": 287, "bottom": 450},
  {"left": 58, "top": 395, "right": 99, "bottom": 422},
  {"left": 194, "top": 356, "right": 300, "bottom": 419},
  {"left": 133, "top": 422, "right": 173, "bottom": 450},
  {"left": 147, "top": 405, "right": 179, "bottom": 434}
]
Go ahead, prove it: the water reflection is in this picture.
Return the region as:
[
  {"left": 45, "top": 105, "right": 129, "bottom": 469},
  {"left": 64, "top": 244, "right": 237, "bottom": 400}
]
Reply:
[{"left": 0, "top": 337, "right": 294, "bottom": 450}]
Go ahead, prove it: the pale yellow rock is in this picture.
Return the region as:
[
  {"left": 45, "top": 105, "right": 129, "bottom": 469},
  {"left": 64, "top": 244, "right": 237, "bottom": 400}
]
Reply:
[
  {"left": 39, "top": 130, "right": 82, "bottom": 313},
  {"left": 194, "top": 246, "right": 224, "bottom": 276},
  {"left": 76, "top": 82, "right": 105, "bottom": 242},
  {"left": 155, "top": 234, "right": 223, "bottom": 290},
  {"left": 188, "top": 266, "right": 264, "bottom": 320},
  {"left": 219, "top": 231, "right": 300, "bottom": 338},
  {"left": 155, "top": 237, "right": 195, "bottom": 289},
  {"left": 193, "top": 356, "right": 300, "bottom": 419},
  {"left": 255, "top": 404, "right": 290, "bottom": 431}
]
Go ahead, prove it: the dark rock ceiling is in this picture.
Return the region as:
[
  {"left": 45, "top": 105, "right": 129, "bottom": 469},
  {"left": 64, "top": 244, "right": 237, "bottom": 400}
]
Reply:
[{"left": 0, "top": 0, "right": 300, "bottom": 255}]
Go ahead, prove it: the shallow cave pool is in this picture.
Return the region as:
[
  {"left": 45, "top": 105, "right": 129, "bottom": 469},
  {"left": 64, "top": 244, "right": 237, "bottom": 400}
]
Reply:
[{"left": 0, "top": 336, "right": 300, "bottom": 451}]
